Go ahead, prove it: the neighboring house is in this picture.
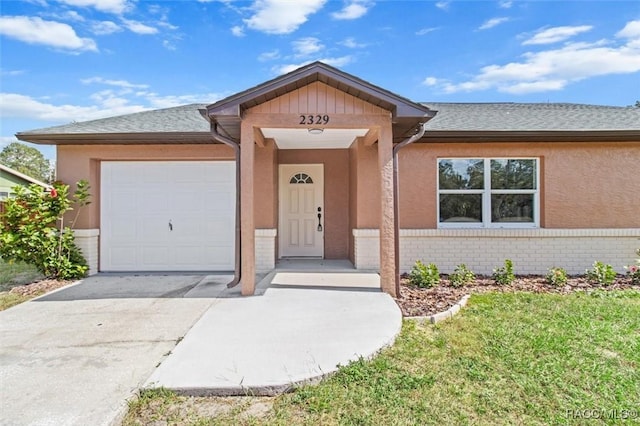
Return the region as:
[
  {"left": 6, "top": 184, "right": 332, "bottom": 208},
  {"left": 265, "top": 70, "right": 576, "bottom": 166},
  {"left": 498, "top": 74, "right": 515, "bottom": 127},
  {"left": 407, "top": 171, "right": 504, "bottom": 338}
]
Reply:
[
  {"left": 16, "top": 62, "right": 640, "bottom": 295},
  {"left": 0, "top": 163, "right": 50, "bottom": 201}
]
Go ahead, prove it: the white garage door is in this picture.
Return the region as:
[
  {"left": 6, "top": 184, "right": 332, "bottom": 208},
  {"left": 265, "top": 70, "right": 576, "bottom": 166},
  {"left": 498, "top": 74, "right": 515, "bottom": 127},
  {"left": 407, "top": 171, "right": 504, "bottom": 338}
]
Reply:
[{"left": 100, "top": 161, "right": 235, "bottom": 272}]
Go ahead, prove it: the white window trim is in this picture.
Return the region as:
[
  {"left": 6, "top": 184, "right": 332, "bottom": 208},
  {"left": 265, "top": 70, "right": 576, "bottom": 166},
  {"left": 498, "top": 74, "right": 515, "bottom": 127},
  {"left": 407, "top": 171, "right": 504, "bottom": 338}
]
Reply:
[{"left": 437, "top": 157, "right": 540, "bottom": 229}]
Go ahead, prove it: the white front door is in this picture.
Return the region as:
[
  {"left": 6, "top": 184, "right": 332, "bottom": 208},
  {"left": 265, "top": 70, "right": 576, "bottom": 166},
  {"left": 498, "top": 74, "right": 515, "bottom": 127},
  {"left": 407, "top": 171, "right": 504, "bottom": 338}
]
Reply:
[{"left": 279, "top": 164, "right": 324, "bottom": 257}]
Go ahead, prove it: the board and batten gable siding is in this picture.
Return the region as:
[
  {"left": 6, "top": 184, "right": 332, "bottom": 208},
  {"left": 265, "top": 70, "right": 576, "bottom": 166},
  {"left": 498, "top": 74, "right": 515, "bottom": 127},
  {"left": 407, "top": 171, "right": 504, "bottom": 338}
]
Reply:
[{"left": 248, "top": 81, "right": 389, "bottom": 115}]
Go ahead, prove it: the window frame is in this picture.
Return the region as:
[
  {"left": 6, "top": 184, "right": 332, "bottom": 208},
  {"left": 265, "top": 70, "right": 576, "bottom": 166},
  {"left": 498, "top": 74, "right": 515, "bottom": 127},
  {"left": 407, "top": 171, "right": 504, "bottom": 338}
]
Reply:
[{"left": 437, "top": 157, "right": 540, "bottom": 229}]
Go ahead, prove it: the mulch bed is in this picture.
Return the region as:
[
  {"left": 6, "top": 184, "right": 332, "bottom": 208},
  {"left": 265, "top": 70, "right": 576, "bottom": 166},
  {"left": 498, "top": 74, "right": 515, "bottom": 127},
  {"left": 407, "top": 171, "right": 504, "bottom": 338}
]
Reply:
[
  {"left": 8, "top": 279, "right": 71, "bottom": 297},
  {"left": 396, "top": 275, "right": 638, "bottom": 317}
]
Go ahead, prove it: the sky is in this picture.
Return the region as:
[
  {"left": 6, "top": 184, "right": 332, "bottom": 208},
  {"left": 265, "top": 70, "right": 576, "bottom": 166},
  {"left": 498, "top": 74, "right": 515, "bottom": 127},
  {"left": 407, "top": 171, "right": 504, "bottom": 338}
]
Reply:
[{"left": 1, "top": 0, "right": 639, "bottom": 161}]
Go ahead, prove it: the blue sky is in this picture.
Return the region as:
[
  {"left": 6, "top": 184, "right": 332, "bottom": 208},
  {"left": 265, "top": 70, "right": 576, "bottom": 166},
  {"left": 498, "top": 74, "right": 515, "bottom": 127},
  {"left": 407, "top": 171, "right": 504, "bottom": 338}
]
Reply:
[{"left": 1, "top": 0, "right": 639, "bottom": 160}]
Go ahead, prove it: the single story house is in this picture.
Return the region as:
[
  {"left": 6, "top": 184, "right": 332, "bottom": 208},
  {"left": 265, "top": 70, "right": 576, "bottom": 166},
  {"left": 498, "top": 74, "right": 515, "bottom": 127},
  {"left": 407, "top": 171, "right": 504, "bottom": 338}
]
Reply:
[
  {"left": 0, "top": 163, "right": 50, "bottom": 201},
  {"left": 16, "top": 62, "right": 640, "bottom": 296}
]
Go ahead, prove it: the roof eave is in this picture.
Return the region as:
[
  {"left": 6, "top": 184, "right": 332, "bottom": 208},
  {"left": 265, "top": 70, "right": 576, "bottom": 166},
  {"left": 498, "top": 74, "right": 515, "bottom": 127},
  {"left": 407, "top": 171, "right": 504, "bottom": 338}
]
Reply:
[
  {"left": 16, "top": 132, "right": 214, "bottom": 145},
  {"left": 419, "top": 130, "right": 640, "bottom": 143}
]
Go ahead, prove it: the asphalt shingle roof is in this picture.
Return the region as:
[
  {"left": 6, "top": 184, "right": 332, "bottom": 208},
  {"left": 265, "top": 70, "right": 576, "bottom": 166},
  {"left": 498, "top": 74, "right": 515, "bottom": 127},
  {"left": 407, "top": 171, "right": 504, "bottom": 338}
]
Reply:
[
  {"left": 18, "top": 103, "right": 209, "bottom": 135},
  {"left": 422, "top": 103, "right": 640, "bottom": 132},
  {"left": 16, "top": 102, "right": 640, "bottom": 137}
]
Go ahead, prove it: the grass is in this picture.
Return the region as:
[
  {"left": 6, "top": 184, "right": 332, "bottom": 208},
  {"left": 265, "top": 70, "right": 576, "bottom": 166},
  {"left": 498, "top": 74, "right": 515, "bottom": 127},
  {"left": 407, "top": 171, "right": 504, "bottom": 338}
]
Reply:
[
  {"left": 0, "top": 258, "right": 45, "bottom": 310},
  {"left": 124, "top": 290, "right": 640, "bottom": 425},
  {"left": 0, "top": 258, "right": 44, "bottom": 292}
]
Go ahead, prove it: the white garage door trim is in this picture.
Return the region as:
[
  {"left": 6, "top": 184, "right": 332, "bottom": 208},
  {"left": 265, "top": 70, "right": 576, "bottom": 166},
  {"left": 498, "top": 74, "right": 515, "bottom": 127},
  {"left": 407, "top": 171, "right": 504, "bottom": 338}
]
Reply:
[{"left": 100, "top": 161, "right": 235, "bottom": 272}]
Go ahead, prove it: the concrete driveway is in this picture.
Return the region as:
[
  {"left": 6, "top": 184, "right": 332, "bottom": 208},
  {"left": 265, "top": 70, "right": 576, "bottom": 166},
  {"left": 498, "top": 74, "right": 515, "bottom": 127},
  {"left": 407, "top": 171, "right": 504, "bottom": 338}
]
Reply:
[
  {"left": 0, "top": 274, "right": 227, "bottom": 426},
  {"left": 0, "top": 270, "right": 402, "bottom": 425}
]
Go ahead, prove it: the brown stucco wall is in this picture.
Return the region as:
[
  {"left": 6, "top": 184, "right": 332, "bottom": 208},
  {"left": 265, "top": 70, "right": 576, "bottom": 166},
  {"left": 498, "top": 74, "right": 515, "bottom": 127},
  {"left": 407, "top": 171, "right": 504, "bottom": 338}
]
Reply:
[
  {"left": 353, "top": 139, "right": 380, "bottom": 228},
  {"left": 395, "top": 141, "right": 640, "bottom": 229},
  {"left": 56, "top": 144, "right": 235, "bottom": 230},
  {"left": 278, "top": 149, "right": 350, "bottom": 259},
  {"left": 254, "top": 140, "right": 278, "bottom": 228}
]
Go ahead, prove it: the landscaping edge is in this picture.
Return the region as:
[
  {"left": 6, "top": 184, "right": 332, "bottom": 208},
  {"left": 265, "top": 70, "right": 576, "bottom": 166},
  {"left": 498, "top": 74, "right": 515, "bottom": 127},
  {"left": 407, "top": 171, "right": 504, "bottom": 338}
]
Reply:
[{"left": 405, "top": 294, "right": 470, "bottom": 324}]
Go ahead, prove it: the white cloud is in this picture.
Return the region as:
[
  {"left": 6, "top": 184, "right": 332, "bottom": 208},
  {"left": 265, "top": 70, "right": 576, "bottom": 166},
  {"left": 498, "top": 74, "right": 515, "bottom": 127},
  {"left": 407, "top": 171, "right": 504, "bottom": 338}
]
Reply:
[
  {"left": 0, "top": 16, "right": 97, "bottom": 53},
  {"left": 422, "top": 77, "right": 440, "bottom": 86},
  {"left": 273, "top": 55, "right": 353, "bottom": 74},
  {"left": 81, "top": 77, "right": 149, "bottom": 89},
  {"left": 340, "top": 37, "right": 366, "bottom": 48},
  {"left": 121, "top": 19, "right": 158, "bottom": 35},
  {"left": 498, "top": 0, "right": 512, "bottom": 9},
  {"left": 48, "top": 10, "right": 86, "bottom": 22},
  {"left": 435, "top": 1, "right": 450, "bottom": 11},
  {"left": 0, "top": 93, "right": 146, "bottom": 122},
  {"left": 231, "top": 25, "right": 245, "bottom": 37},
  {"left": 258, "top": 49, "right": 281, "bottom": 61},
  {"left": 90, "top": 20, "right": 122, "bottom": 35},
  {"left": 416, "top": 27, "right": 438, "bottom": 36},
  {"left": 0, "top": 88, "right": 225, "bottom": 125},
  {"left": 479, "top": 17, "right": 510, "bottom": 30},
  {"left": 1, "top": 69, "right": 26, "bottom": 77},
  {"left": 523, "top": 25, "right": 593, "bottom": 45},
  {"left": 617, "top": 20, "right": 640, "bottom": 39},
  {"left": 292, "top": 37, "right": 324, "bottom": 57},
  {"left": 56, "top": 0, "right": 132, "bottom": 14},
  {"left": 331, "top": 1, "right": 371, "bottom": 20},
  {"left": 427, "top": 22, "right": 640, "bottom": 95},
  {"left": 244, "top": 0, "right": 326, "bottom": 34},
  {"left": 162, "top": 40, "right": 176, "bottom": 50}
]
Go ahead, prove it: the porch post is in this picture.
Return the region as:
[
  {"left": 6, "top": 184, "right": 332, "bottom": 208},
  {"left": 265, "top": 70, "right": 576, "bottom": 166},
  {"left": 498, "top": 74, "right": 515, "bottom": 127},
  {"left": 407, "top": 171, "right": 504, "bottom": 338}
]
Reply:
[
  {"left": 240, "top": 120, "right": 256, "bottom": 295},
  {"left": 378, "top": 122, "right": 396, "bottom": 296}
]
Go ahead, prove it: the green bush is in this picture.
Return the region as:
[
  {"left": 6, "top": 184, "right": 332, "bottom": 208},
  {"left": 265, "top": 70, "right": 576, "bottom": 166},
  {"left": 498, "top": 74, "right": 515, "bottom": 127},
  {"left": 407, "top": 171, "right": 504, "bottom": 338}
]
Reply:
[
  {"left": 0, "top": 181, "right": 91, "bottom": 280},
  {"left": 546, "top": 267, "right": 568, "bottom": 286},
  {"left": 586, "top": 261, "right": 617, "bottom": 286},
  {"left": 449, "top": 264, "right": 476, "bottom": 287},
  {"left": 492, "top": 259, "right": 515, "bottom": 286},
  {"left": 624, "top": 249, "right": 640, "bottom": 285},
  {"left": 409, "top": 260, "right": 440, "bottom": 288}
]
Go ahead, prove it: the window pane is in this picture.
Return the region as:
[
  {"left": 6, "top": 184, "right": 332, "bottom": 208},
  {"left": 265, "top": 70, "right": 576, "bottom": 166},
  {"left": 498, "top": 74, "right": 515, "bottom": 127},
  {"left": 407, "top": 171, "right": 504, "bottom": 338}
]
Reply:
[
  {"left": 439, "top": 159, "right": 484, "bottom": 190},
  {"left": 491, "top": 159, "right": 536, "bottom": 189},
  {"left": 491, "top": 194, "right": 534, "bottom": 223},
  {"left": 440, "top": 194, "right": 482, "bottom": 223}
]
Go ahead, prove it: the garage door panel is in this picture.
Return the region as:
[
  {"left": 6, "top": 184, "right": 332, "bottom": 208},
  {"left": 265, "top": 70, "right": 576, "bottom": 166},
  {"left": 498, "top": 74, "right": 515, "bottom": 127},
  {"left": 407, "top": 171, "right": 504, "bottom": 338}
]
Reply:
[
  {"left": 204, "top": 192, "right": 235, "bottom": 211},
  {"left": 108, "top": 247, "right": 137, "bottom": 268},
  {"left": 101, "top": 161, "right": 235, "bottom": 272},
  {"left": 109, "top": 220, "right": 137, "bottom": 239}
]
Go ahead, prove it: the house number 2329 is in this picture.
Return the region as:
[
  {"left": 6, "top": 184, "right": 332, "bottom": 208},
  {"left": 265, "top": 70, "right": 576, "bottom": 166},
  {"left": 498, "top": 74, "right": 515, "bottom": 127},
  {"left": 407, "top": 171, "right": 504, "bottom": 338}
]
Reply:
[{"left": 299, "top": 114, "right": 330, "bottom": 125}]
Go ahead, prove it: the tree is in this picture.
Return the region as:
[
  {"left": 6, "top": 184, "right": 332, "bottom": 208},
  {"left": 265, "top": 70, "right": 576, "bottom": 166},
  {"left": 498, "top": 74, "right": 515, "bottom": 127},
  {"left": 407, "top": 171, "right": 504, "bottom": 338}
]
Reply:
[{"left": 0, "top": 142, "right": 52, "bottom": 183}]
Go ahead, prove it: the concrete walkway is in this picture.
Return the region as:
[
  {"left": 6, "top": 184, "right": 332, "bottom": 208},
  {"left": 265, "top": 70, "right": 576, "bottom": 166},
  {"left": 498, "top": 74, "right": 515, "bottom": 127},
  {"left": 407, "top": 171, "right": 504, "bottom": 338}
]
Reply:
[{"left": 145, "top": 270, "right": 402, "bottom": 395}]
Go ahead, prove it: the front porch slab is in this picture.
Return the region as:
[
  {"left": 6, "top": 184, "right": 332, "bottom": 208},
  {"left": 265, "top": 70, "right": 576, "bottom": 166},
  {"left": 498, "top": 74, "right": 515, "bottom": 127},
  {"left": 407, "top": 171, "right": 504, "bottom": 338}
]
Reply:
[{"left": 144, "top": 272, "right": 402, "bottom": 395}]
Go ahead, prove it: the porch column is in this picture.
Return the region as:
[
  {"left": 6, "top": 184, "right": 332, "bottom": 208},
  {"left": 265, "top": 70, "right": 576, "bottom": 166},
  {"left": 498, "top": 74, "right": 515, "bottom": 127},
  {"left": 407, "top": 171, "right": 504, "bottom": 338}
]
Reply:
[
  {"left": 240, "top": 120, "right": 256, "bottom": 295},
  {"left": 378, "top": 122, "right": 396, "bottom": 296}
]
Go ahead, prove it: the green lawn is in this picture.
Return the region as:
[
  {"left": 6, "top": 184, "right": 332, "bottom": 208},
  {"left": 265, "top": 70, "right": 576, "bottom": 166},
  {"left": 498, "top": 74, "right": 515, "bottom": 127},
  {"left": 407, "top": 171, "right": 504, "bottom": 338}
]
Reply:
[
  {"left": 0, "top": 258, "right": 45, "bottom": 310},
  {"left": 0, "top": 258, "right": 43, "bottom": 292},
  {"left": 125, "top": 290, "right": 640, "bottom": 425}
]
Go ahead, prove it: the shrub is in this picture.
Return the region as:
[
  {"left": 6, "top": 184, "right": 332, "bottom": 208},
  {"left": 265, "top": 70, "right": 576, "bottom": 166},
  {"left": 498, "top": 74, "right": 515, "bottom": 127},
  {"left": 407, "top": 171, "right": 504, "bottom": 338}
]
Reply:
[
  {"left": 586, "top": 261, "right": 617, "bottom": 286},
  {"left": 409, "top": 260, "right": 440, "bottom": 288},
  {"left": 493, "top": 259, "right": 515, "bottom": 286},
  {"left": 546, "top": 267, "right": 568, "bottom": 286},
  {"left": 624, "top": 248, "right": 640, "bottom": 285},
  {"left": 449, "top": 264, "right": 475, "bottom": 287},
  {"left": 0, "top": 181, "right": 91, "bottom": 280}
]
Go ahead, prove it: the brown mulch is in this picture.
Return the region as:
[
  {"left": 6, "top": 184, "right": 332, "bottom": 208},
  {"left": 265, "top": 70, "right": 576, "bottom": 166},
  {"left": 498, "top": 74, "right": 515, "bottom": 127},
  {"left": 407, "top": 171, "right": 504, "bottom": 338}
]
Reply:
[
  {"left": 8, "top": 279, "right": 71, "bottom": 297},
  {"left": 396, "top": 275, "right": 637, "bottom": 317}
]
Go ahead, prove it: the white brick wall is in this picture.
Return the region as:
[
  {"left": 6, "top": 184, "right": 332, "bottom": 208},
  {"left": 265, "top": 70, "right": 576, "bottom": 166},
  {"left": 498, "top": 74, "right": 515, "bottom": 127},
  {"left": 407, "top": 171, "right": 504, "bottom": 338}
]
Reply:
[
  {"left": 353, "top": 228, "right": 640, "bottom": 275},
  {"left": 255, "top": 228, "right": 277, "bottom": 272},
  {"left": 74, "top": 229, "right": 99, "bottom": 276}
]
